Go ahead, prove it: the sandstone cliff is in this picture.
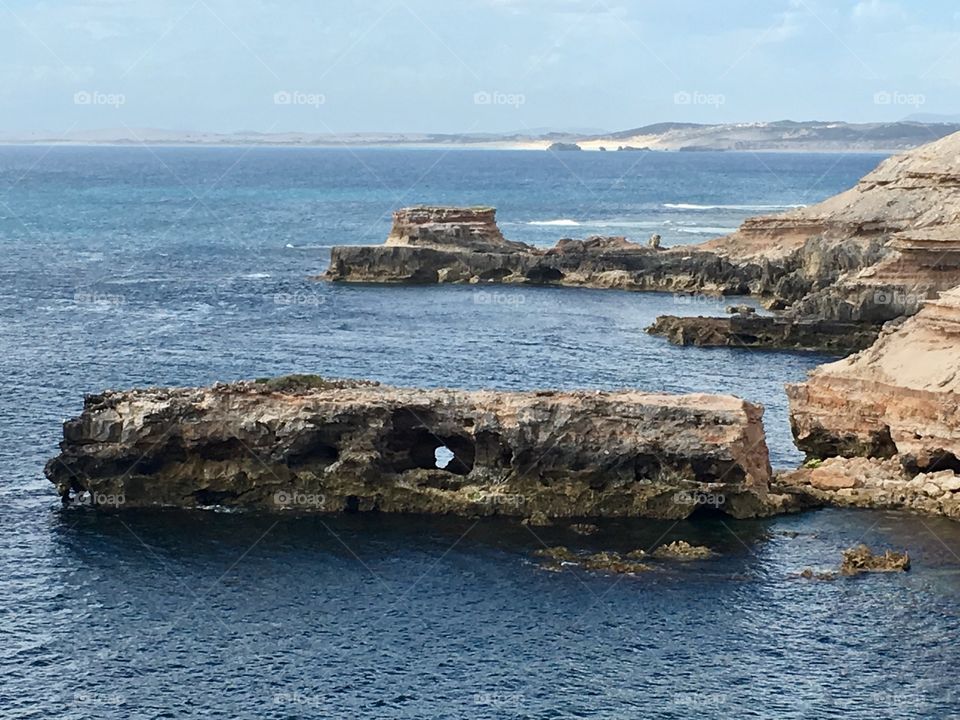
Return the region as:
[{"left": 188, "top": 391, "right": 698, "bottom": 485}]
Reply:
[
  {"left": 781, "top": 287, "right": 960, "bottom": 516},
  {"left": 45, "top": 376, "right": 784, "bottom": 519},
  {"left": 787, "top": 286, "right": 960, "bottom": 467}
]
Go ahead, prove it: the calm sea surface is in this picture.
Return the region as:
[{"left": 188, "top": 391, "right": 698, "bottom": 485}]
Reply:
[{"left": 2, "top": 147, "right": 959, "bottom": 719}]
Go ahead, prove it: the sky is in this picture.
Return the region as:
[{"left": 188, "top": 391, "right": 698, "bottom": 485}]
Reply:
[{"left": 1, "top": 0, "right": 959, "bottom": 134}]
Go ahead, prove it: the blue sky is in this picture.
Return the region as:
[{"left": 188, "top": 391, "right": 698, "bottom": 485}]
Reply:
[{"left": 1, "top": 0, "right": 958, "bottom": 133}]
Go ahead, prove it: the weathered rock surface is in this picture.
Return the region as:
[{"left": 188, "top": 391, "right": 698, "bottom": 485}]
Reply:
[
  {"left": 651, "top": 540, "right": 714, "bottom": 560},
  {"left": 533, "top": 547, "right": 651, "bottom": 574},
  {"left": 799, "top": 544, "right": 910, "bottom": 580},
  {"left": 45, "top": 376, "right": 785, "bottom": 519},
  {"left": 327, "top": 208, "right": 761, "bottom": 294},
  {"left": 775, "top": 456, "right": 960, "bottom": 519},
  {"left": 647, "top": 315, "right": 880, "bottom": 353},
  {"left": 788, "top": 287, "right": 960, "bottom": 467},
  {"left": 781, "top": 286, "right": 960, "bottom": 517},
  {"left": 839, "top": 545, "right": 910, "bottom": 574}
]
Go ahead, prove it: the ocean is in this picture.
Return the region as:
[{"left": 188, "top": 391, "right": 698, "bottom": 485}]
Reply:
[{"left": 2, "top": 146, "right": 959, "bottom": 719}]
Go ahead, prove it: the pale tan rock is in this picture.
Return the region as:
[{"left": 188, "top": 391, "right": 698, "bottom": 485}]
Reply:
[{"left": 787, "top": 287, "right": 960, "bottom": 467}]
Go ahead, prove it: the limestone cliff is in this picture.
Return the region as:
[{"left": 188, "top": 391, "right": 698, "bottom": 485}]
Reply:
[
  {"left": 787, "top": 287, "right": 960, "bottom": 468},
  {"left": 45, "top": 376, "right": 783, "bottom": 519},
  {"left": 781, "top": 287, "right": 960, "bottom": 516}
]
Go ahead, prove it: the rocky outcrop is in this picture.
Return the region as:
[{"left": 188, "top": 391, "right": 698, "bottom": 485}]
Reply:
[
  {"left": 775, "top": 456, "right": 960, "bottom": 519},
  {"left": 45, "top": 376, "right": 788, "bottom": 520},
  {"left": 327, "top": 133, "right": 960, "bottom": 352},
  {"left": 799, "top": 543, "right": 910, "bottom": 580},
  {"left": 646, "top": 315, "right": 880, "bottom": 353},
  {"left": 787, "top": 287, "right": 960, "bottom": 466},
  {"left": 782, "top": 287, "right": 960, "bottom": 516},
  {"left": 327, "top": 209, "right": 762, "bottom": 293}
]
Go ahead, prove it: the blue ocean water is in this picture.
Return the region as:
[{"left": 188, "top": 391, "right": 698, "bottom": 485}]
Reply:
[{"left": 3, "top": 146, "right": 960, "bottom": 719}]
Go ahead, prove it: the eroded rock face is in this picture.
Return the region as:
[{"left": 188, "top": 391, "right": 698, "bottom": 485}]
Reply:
[
  {"left": 327, "top": 219, "right": 761, "bottom": 294},
  {"left": 775, "top": 457, "right": 960, "bottom": 519},
  {"left": 787, "top": 287, "right": 960, "bottom": 468},
  {"left": 646, "top": 315, "right": 880, "bottom": 354},
  {"left": 45, "top": 377, "right": 780, "bottom": 519}
]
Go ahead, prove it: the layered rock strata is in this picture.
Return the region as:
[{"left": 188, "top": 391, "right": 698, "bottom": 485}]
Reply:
[
  {"left": 327, "top": 212, "right": 760, "bottom": 294},
  {"left": 46, "top": 376, "right": 786, "bottom": 519},
  {"left": 787, "top": 287, "right": 960, "bottom": 466},
  {"left": 782, "top": 287, "right": 960, "bottom": 516}
]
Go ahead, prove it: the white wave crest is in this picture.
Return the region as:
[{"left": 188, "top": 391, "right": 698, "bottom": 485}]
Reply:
[{"left": 663, "top": 203, "right": 806, "bottom": 211}]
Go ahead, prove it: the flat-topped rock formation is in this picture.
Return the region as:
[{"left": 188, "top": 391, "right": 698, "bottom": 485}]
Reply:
[
  {"left": 780, "top": 287, "right": 960, "bottom": 516},
  {"left": 647, "top": 315, "right": 881, "bottom": 353},
  {"left": 45, "top": 375, "right": 787, "bottom": 520},
  {"left": 385, "top": 206, "right": 529, "bottom": 253}
]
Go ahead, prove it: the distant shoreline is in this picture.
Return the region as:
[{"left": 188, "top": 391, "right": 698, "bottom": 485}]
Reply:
[
  {"left": 0, "top": 140, "right": 899, "bottom": 154},
  {"left": 2, "top": 119, "right": 953, "bottom": 153}
]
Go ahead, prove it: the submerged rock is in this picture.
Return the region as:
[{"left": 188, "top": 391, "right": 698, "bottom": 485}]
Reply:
[
  {"left": 652, "top": 540, "right": 714, "bottom": 560},
  {"left": 533, "top": 547, "right": 650, "bottom": 574},
  {"left": 839, "top": 544, "right": 910, "bottom": 575},
  {"left": 799, "top": 544, "right": 909, "bottom": 580},
  {"left": 45, "top": 377, "right": 783, "bottom": 518},
  {"left": 568, "top": 523, "right": 599, "bottom": 536}
]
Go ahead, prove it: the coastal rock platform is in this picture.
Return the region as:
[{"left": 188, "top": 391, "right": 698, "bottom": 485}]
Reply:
[{"left": 46, "top": 376, "right": 786, "bottom": 520}]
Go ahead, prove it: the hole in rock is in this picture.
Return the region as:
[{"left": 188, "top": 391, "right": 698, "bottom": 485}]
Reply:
[
  {"left": 344, "top": 495, "right": 360, "bottom": 513},
  {"left": 382, "top": 409, "right": 475, "bottom": 475},
  {"left": 435, "top": 446, "right": 455, "bottom": 469},
  {"left": 525, "top": 267, "right": 565, "bottom": 283}
]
